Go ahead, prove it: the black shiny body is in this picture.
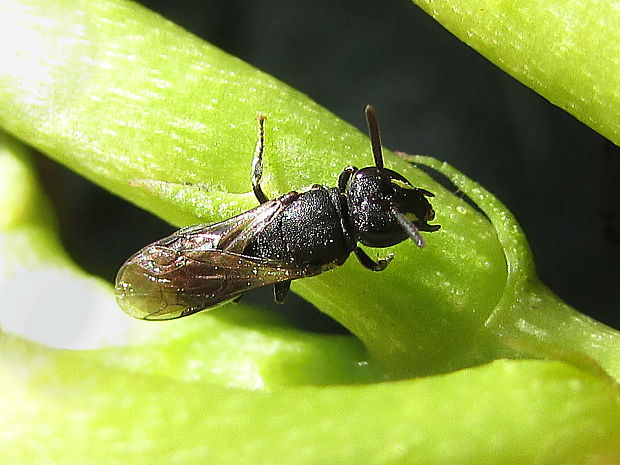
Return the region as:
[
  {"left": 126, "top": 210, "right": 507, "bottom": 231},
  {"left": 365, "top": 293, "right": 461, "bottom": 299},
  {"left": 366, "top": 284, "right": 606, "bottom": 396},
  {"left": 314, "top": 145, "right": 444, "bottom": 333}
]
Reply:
[
  {"left": 115, "top": 106, "right": 440, "bottom": 320},
  {"left": 244, "top": 187, "right": 354, "bottom": 267}
]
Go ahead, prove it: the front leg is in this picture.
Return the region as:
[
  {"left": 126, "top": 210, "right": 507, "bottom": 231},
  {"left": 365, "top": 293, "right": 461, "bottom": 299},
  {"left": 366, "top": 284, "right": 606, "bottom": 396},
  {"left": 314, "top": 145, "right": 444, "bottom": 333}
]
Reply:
[
  {"left": 251, "top": 115, "right": 269, "bottom": 204},
  {"left": 354, "top": 247, "right": 394, "bottom": 271}
]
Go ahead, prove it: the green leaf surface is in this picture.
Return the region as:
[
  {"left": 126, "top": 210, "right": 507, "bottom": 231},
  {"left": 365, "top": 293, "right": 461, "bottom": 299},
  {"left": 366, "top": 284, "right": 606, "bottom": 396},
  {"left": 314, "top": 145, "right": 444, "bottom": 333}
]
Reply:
[{"left": 411, "top": 0, "right": 620, "bottom": 144}]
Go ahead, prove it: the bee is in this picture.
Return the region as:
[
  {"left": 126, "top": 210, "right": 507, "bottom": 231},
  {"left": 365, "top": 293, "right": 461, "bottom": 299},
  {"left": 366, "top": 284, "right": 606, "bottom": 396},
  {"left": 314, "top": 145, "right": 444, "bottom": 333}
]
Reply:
[{"left": 115, "top": 105, "right": 440, "bottom": 320}]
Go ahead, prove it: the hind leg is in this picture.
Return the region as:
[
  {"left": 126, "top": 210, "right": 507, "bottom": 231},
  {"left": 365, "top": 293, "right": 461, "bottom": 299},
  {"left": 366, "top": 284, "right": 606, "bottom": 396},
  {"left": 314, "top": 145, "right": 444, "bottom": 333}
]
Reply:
[{"left": 251, "top": 115, "right": 269, "bottom": 204}]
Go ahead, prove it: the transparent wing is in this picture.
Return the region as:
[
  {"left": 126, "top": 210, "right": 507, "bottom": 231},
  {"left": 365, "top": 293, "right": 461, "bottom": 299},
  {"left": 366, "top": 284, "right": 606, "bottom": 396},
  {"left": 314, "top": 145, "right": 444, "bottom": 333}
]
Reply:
[
  {"left": 115, "top": 248, "right": 322, "bottom": 320},
  {"left": 115, "top": 195, "right": 327, "bottom": 320},
  {"left": 160, "top": 197, "right": 289, "bottom": 255}
]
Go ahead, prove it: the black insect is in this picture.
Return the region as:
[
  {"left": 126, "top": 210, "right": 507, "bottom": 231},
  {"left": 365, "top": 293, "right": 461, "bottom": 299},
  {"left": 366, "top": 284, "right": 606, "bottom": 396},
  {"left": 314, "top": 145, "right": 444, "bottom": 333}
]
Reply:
[{"left": 115, "top": 105, "right": 440, "bottom": 320}]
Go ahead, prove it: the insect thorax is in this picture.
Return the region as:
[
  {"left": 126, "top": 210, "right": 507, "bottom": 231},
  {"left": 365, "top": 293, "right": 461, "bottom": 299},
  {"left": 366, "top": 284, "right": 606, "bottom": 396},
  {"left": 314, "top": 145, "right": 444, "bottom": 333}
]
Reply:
[{"left": 243, "top": 186, "right": 355, "bottom": 267}]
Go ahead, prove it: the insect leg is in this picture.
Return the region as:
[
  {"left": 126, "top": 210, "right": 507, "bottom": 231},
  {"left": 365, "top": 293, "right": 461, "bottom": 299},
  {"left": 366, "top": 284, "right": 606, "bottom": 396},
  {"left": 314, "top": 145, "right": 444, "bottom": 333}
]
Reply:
[
  {"left": 354, "top": 247, "right": 394, "bottom": 271},
  {"left": 273, "top": 281, "right": 291, "bottom": 304},
  {"left": 251, "top": 115, "right": 269, "bottom": 204},
  {"left": 337, "top": 166, "right": 358, "bottom": 192}
]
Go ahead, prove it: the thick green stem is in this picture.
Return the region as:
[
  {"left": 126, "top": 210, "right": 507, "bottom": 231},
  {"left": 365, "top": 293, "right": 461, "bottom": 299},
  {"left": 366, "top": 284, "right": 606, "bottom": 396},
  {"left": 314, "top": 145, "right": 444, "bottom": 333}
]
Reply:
[
  {"left": 2, "top": 333, "right": 619, "bottom": 465},
  {"left": 411, "top": 0, "right": 620, "bottom": 144},
  {"left": 492, "top": 279, "right": 620, "bottom": 382},
  {"left": 411, "top": 155, "right": 620, "bottom": 381}
]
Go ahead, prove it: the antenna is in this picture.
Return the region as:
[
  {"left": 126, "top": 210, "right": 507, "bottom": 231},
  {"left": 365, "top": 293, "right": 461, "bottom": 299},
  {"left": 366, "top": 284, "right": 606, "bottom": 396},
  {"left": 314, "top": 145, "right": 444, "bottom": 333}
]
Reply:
[
  {"left": 365, "top": 105, "right": 384, "bottom": 169},
  {"left": 391, "top": 207, "right": 426, "bottom": 248}
]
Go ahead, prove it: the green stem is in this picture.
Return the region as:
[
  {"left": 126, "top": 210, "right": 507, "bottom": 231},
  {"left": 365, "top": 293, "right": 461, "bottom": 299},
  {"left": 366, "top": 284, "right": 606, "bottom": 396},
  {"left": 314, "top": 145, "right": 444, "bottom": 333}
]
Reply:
[
  {"left": 411, "top": 0, "right": 620, "bottom": 144},
  {"left": 3, "top": 333, "right": 619, "bottom": 465},
  {"left": 493, "top": 279, "right": 620, "bottom": 383},
  {"left": 410, "top": 155, "right": 620, "bottom": 381}
]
